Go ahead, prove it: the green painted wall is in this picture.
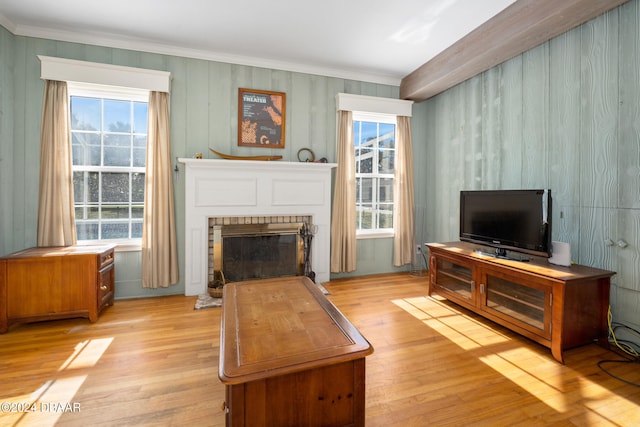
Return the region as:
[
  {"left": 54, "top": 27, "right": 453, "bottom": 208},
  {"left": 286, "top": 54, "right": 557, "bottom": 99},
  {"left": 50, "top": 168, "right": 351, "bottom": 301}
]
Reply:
[
  {"left": 0, "top": 29, "right": 407, "bottom": 298},
  {"left": 419, "top": 1, "right": 640, "bottom": 331}
]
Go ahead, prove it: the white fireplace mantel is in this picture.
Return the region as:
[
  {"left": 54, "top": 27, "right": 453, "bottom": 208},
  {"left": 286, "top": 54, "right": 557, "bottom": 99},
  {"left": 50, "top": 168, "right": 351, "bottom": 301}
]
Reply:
[{"left": 179, "top": 158, "right": 337, "bottom": 296}]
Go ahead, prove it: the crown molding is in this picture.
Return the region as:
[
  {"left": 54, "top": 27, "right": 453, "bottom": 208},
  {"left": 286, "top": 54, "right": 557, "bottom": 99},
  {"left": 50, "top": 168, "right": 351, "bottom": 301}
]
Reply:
[{"left": 6, "top": 22, "right": 402, "bottom": 87}]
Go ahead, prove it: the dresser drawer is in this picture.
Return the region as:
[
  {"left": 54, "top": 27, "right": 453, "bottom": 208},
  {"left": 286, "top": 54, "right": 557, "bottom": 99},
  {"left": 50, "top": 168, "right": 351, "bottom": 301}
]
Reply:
[
  {"left": 99, "top": 249, "right": 115, "bottom": 269},
  {"left": 98, "top": 263, "right": 115, "bottom": 311}
]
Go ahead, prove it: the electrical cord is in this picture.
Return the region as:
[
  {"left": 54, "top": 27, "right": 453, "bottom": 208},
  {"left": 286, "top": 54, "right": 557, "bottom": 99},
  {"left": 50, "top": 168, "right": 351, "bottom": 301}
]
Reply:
[
  {"left": 419, "top": 246, "right": 428, "bottom": 271},
  {"left": 597, "top": 306, "right": 640, "bottom": 387}
]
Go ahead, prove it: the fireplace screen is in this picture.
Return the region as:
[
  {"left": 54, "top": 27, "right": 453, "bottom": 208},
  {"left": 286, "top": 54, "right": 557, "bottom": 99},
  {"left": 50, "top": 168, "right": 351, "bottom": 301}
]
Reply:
[{"left": 210, "top": 222, "right": 307, "bottom": 285}]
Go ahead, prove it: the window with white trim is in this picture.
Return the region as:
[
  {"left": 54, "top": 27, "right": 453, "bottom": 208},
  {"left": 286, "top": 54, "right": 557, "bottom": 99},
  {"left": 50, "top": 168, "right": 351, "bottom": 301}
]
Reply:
[
  {"left": 354, "top": 112, "right": 396, "bottom": 237},
  {"left": 69, "top": 84, "right": 149, "bottom": 243}
]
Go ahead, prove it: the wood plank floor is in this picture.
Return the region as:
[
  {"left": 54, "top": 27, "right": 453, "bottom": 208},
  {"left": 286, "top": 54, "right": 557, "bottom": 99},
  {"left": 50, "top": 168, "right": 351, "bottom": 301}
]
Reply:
[{"left": 1, "top": 273, "right": 638, "bottom": 426}]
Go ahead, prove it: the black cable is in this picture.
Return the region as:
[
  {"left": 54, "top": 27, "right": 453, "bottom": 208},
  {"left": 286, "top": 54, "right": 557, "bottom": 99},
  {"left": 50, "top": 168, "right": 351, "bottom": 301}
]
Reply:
[{"left": 597, "top": 358, "right": 640, "bottom": 387}]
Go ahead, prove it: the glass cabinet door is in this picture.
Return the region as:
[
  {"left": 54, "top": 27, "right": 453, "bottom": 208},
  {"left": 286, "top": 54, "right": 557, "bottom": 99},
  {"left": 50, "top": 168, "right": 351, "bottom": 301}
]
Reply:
[
  {"left": 481, "top": 273, "right": 550, "bottom": 339},
  {"left": 431, "top": 256, "right": 475, "bottom": 307}
]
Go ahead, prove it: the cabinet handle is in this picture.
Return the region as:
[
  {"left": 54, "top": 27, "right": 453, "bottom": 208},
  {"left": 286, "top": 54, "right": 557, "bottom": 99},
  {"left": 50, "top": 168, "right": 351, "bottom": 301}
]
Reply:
[
  {"left": 480, "top": 284, "right": 485, "bottom": 294},
  {"left": 471, "top": 280, "right": 475, "bottom": 292},
  {"left": 100, "top": 285, "right": 108, "bottom": 291}
]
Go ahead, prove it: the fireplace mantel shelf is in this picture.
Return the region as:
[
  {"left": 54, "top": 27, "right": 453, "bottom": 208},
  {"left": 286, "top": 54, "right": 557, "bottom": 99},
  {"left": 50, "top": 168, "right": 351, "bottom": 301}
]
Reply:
[{"left": 178, "top": 158, "right": 337, "bottom": 171}]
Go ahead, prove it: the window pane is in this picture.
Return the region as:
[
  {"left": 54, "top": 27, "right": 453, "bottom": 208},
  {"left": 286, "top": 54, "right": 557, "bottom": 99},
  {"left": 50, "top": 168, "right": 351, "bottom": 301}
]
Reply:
[
  {"left": 379, "top": 149, "right": 395, "bottom": 174},
  {"left": 102, "top": 206, "right": 131, "bottom": 219},
  {"left": 358, "top": 122, "right": 377, "bottom": 145},
  {"left": 131, "top": 206, "right": 144, "bottom": 219},
  {"left": 132, "top": 173, "right": 145, "bottom": 203},
  {"left": 72, "top": 133, "right": 101, "bottom": 166},
  {"left": 104, "top": 99, "right": 131, "bottom": 132},
  {"left": 132, "top": 221, "right": 143, "bottom": 238},
  {"left": 379, "top": 178, "right": 394, "bottom": 202},
  {"left": 76, "top": 222, "right": 98, "bottom": 240},
  {"left": 104, "top": 133, "right": 131, "bottom": 147},
  {"left": 101, "top": 222, "right": 129, "bottom": 239},
  {"left": 359, "top": 177, "right": 373, "bottom": 203},
  {"left": 133, "top": 102, "right": 148, "bottom": 134},
  {"left": 378, "top": 205, "right": 394, "bottom": 229},
  {"left": 356, "top": 148, "right": 373, "bottom": 173},
  {"left": 71, "top": 97, "right": 100, "bottom": 131},
  {"left": 133, "top": 146, "right": 146, "bottom": 167},
  {"left": 102, "top": 172, "right": 130, "bottom": 203},
  {"left": 73, "top": 172, "right": 100, "bottom": 204},
  {"left": 379, "top": 123, "right": 395, "bottom": 147},
  {"left": 357, "top": 205, "right": 373, "bottom": 230},
  {"left": 104, "top": 146, "right": 132, "bottom": 167}
]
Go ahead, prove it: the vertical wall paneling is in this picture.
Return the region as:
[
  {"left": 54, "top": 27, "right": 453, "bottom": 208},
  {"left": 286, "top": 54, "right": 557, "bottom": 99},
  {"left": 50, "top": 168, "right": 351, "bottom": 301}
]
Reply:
[
  {"left": 499, "top": 56, "right": 524, "bottom": 186},
  {"left": 579, "top": 12, "right": 619, "bottom": 209},
  {"left": 463, "top": 75, "right": 483, "bottom": 189},
  {"left": 481, "top": 66, "right": 503, "bottom": 189},
  {"left": 21, "top": 39, "right": 42, "bottom": 246},
  {"left": 185, "top": 59, "right": 210, "bottom": 158},
  {"left": 618, "top": 1, "right": 640, "bottom": 210},
  {"left": 578, "top": 10, "right": 620, "bottom": 271},
  {"left": 208, "top": 61, "right": 234, "bottom": 154},
  {"left": 0, "top": 26, "right": 15, "bottom": 256},
  {"left": 521, "top": 43, "right": 549, "bottom": 189},
  {"left": 548, "top": 29, "right": 582, "bottom": 250}
]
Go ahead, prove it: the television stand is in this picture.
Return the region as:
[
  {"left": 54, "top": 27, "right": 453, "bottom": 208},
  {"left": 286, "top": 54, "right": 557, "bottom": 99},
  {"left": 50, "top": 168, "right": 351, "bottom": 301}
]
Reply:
[
  {"left": 426, "top": 241, "right": 615, "bottom": 363},
  {"left": 473, "top": 247, "right": 531, "bottom": 262}
]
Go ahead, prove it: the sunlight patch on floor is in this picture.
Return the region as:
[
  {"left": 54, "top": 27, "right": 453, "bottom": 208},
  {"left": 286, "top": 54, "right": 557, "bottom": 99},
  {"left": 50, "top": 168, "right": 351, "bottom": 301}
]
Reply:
[
  {"left": 2, "top": 338, "right": 112, "bottom": 426},
  {"left": 59, "top": 337, "right": 113, "bottom": 371},
  {"left": 392, "top": 295, "right": 637, "bottom": 418}
]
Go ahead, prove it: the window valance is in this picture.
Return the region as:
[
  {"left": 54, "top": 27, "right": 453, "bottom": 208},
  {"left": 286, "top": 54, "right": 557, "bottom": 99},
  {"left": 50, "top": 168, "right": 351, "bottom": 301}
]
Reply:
[
  {"left": 38, "top": 55, "right": 172, "bottom": 93},
  {"left": 335, "top": 93, "right": 413, "bottom": 117}
]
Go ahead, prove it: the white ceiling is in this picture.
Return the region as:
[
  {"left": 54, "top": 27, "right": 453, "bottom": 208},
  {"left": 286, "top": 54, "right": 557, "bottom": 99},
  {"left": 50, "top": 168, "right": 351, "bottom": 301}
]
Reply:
[{"left": 0, "top": 0, "right": 517, "bottom": 85}]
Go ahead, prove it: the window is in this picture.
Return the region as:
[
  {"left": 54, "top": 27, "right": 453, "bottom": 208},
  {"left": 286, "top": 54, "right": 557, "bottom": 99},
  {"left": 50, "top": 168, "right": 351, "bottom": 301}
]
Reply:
[
  {"left": 354, "top": 113, "right": 396, "bottom": 237},
  {"left": 70, "top": 85, "right": 148, "bottom": 243}
]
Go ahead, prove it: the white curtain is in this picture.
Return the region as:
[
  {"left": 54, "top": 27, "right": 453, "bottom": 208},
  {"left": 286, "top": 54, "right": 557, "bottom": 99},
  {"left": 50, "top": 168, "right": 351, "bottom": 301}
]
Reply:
[
  {"left": 37, "top": 80, "right": 77, "bottom": 247},
  {"left": 393, "top": 116, "right": 415, "bottom": 266},
  {"left": 142, "top": 91, "right": 179, "bottom": 288},
  {"left": 330, "top": 110, "right": 357, "bottom": 273}
]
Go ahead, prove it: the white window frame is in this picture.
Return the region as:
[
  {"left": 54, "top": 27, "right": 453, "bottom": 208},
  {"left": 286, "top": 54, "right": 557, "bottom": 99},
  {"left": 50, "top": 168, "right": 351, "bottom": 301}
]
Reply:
[
  {"left": 353, "top": 112, "right": 397, "bottom": 239},
  {"left": 69, "top": 83, "right": 149, "bottom": 250}
]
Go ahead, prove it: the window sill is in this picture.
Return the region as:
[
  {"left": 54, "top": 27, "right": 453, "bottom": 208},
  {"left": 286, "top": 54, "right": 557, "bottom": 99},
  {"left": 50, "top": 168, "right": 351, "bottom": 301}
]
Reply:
[
  {"left": 75, "top": 240, "right": 142, "bottom": 252},
  {"left": 356, "top": 231, "right": 394, "bottom": 240}
]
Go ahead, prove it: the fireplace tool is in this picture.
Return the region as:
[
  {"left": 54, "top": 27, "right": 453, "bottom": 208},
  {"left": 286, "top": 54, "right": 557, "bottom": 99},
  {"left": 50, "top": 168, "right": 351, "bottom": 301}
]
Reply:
[{"left": 301, "top": 223, "right": 316, "bottom": 282}]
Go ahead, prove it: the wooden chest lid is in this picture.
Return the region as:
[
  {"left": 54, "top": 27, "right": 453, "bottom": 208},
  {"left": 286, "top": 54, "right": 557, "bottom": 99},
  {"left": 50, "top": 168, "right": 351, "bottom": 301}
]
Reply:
[{"left": 219, "top": 276, "right": 373, "bottom": 384}]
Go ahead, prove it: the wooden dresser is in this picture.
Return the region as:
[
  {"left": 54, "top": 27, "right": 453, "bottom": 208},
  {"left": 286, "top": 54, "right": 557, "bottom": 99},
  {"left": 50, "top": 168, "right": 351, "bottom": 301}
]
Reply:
[
  {"left": 0, "top": 244, "right": 116, "bottom": 333},
  {"left": 219, "top": 276, "right": 373, "bottom": 426}
]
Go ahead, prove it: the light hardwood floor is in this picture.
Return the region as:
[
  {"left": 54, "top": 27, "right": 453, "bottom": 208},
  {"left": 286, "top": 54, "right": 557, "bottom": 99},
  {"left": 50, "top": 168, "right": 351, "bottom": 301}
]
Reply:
[{"left": 1, "top": 273, "right": 638, "bottom": 426}]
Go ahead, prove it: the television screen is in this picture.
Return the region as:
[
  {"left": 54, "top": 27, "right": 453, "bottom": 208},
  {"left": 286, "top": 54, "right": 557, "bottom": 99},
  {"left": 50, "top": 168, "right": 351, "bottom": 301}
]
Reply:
[{"left": 460, "top": 189, "right": 552, "bottom": 258}]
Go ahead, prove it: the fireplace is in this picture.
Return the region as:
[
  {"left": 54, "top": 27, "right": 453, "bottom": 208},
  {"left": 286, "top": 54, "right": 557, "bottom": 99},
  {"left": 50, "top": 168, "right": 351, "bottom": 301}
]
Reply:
[
  {"left": 209, "top": 216, "right": 313, "bottom": 285},
  {"left": 180, "top": 159, "right": 336, "bottom": 296}
]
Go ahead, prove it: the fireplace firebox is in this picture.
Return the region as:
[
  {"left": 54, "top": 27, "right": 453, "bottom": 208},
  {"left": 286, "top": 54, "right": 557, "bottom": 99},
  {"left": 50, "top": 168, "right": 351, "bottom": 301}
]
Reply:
[{"left": 208, "top": 216, "right": 314, "bottom": 286}]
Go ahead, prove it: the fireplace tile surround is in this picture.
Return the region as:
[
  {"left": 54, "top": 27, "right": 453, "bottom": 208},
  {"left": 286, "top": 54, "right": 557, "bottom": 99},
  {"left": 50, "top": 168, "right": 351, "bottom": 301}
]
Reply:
[{"left": 179, "top": 158, "right": 337, "bottom": 296}]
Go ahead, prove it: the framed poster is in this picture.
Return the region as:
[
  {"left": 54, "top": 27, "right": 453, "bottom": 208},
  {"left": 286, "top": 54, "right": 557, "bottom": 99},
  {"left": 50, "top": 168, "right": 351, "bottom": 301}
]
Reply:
[{"left": 238, "top": 88, "right": 286, "bottom": 148}]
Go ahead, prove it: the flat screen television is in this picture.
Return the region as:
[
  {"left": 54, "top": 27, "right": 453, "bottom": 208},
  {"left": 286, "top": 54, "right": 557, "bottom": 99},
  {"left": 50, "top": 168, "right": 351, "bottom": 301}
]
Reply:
[{"left": 459, "top": 189, "right": 552, "bottom": 259}]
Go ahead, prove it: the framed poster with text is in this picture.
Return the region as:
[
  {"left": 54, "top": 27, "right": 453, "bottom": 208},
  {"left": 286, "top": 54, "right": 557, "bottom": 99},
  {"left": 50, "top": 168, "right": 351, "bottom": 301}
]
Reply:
[{"left": 238, "top": 88, "right": 286, "bottom": 148}]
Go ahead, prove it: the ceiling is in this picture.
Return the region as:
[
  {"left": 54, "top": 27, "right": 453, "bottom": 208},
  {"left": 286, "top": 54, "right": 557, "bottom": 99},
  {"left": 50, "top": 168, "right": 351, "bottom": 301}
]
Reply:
[{"left": 0, "top": 0, "right": 517, "bottom": 86}]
